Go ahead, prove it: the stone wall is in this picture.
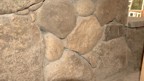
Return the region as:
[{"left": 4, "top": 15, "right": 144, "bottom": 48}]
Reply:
[{"left": 0, "top": 0, "right": 144, "bottom": 81}]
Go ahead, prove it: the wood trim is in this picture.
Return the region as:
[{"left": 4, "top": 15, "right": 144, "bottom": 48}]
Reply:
[{"left": 140, "top": 57, "right": 144, "bottom": 81}]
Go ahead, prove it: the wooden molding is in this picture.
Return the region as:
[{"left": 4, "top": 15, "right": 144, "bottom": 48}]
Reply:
[{"left": 140, "top": 57, "right": 144, "bottom": 81}]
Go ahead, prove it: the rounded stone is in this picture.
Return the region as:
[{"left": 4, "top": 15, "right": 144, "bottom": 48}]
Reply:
[
  {"left": 74, "top": 0, "right": 95, "bottom": 17},
  {"left": 94, "top": 0, "right": 128, "bottom": 25},
  {"left": 66, "top": 16, "right": 103, "bottom": 54},
  {"left": 44, "top": 33, "right": 64, "bottom": 61},
  {"left": 44, "top": 49, "right": 93, "bottom": 81},
  {"left": 36, "top": 0, "right": 76, "bottom": 38}
]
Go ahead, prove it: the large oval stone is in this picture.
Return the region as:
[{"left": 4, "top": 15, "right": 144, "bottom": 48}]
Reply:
[
  {"left": 36, "top": 0, "right": 76, "bottom": 38},
  {"left": 44, "top": 49, "right": 92, "bottom": 81}
]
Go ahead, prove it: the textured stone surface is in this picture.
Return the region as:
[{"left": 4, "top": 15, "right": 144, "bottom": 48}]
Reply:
[
  {"left": 82, "top": 51, "right": 100, "bottom": 68},
  {"left": 36, "top": 0, "right": 76, "bottom": 38},
  {"left": 30, "top": 12, "right": 37, "bottom": 22},
  {"left": 125, "top": 27, "right": 144, "bottom": 69},
  {"left": 44, "top": 33, "right": 64, "bottom": 61},
  {"left": 84, "top": 37, "right": 133, "bottom": 80},
  {"left": 29, "top": 2, "right": 43, "bottom": 11},
  {"left": 123, "top": 72, "right": 140, "bottom": 81},
  {"left": 94, "top": 0, "right": 128, "bottom": 25},
  {"left": 15, "top": 9, "right": 29, "bottom": 15},
  {"left": 0, "top": 0, "right": 43, "bottom": 14},
  {"left": 0, "top": 14, "right": 44, "bottom": 81},
  {"left": 73, "top": 0, "right": 95, "bottom": 17},
  {"left": 104, "top": 22, "right": 125, "bottom": 41},
  {"left": 66, "top": 16, "right": 103, "bottom": 54},
  {"left": 44, "top": 49, "right": 92, "bottom": 81}
]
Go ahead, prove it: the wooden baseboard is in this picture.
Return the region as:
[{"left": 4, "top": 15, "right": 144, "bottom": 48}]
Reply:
[{"left": 140, "top": 57, "right": 144, "bottom": 81}]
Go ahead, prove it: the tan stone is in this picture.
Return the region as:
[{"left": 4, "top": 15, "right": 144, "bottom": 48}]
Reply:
[
  {"left": 94, "top": 0, "right": 128, "bottom": 25},
  {"left": 44, "top": 49, "right": 92, "bottom": 81},
  {"left": 82, "top": 51, "right": 100, "bottom": 68},
  {"left": 66, "top": 16, "right": 103, "bottom": 54},
  {"left": 74, "top": 0, "right": 95, "bottom": 17},
  {"left": 0, "top": 0, "right": 43, "bottom": 14},
  {"left": 91, "top": 37, "right": 133, "bottom": 80},
  {"left": 44, "top": 33, "right": 64, "bottom": 61},
  {"left": 36, "top": 0, "right": 76, "bottom": 38},
  {"left": 0, "top": 14, "right": 44, "bottom": 81},
  {"left": 15, "top": 9, "right": 29, "bottom": 15}
]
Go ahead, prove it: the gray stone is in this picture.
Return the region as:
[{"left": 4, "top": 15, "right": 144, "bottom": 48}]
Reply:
[
  {"left": 66, "top": 16, "right": 103, "bottom": 54},
  {"left": 94, "top": 0, "right": 128, "bottom": 25},
  {"left": 73, "top": 0, "right": 95, "bottom": 17},
  {"left": 0, "top": 0, "right": 43, "bottom": 14},
  {"left": 83, "top": 37, "right": 133, "bottom": 80},
  {"left": 44, "top": 33, "right": 64, "bottom": 61},
  {"left": 44, "top": 49, "right": 92, "bottom": 81},
  {"left": 125, "top": 27, "right": 144, "bottom": 69},
  {"left": 0, "top": 14, "right": 44, "bottom": 81},
  {"left": 104, "top": 21, "right": 125, "bottom": 41},
  {"left": 123, "top": 71, "right": 140, "bottom": 81},
  {"left": 36, "top": 0, "right": 76, "bottom": 38}
]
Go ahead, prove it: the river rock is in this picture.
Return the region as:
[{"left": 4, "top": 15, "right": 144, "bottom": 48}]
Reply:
[
  {"left": 44, "top": 49, "right": 93, "bottom": 81},
  {"left": 66, "top": 16, "right": 103, "bottom": 54},
  {"left": 36, "top": 0, "right": 76, "bottom": 38},
  {"left": 44, "top": 33, "right": 64, "bottom": 61}
]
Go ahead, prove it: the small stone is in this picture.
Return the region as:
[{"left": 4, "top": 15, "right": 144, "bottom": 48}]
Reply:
[
  {"left": 66, "top": 16, "right": 103, "bottom": 54},
  {"left": 104, "top": 21, "right": 125, "bottom": 41},
  {"left": 29, "top": 2, "right": 43, "bottom": 11},
  {"left": 74, "top": 0, "right": 95, "bottom": 17},
  {"left": 36, "top": 0, "right": 76, "bottom": 38},
  {"left": 44, "top": 49, "right": 92, "bottom": 81},
  {"left": 30, "top": 12, "right": 37, "bottom": 22},
  {"left": 94, "top": 0, "right": 128, "bottom": 25},
  {"left": 44, "top": 33, "right": 64, "bottom": 61}
]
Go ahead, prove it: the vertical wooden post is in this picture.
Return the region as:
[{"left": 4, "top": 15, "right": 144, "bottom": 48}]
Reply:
[{"left": 140, "top": 57, "right": 144, "bottom": 81}]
